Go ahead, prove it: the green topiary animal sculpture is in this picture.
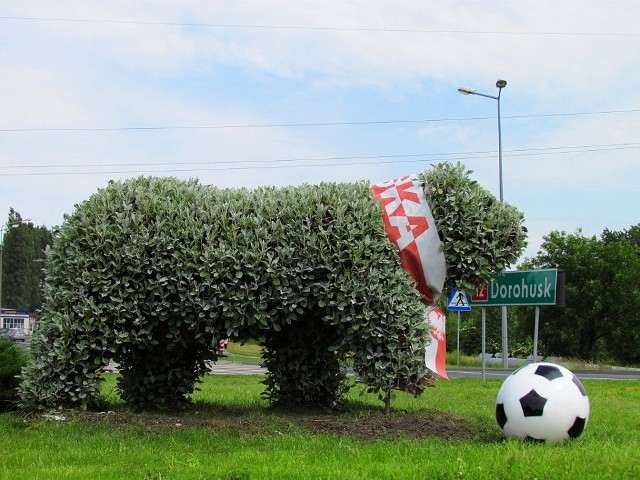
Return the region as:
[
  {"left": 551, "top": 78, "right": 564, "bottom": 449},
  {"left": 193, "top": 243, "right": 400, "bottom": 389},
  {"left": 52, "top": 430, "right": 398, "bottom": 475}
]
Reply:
[{"left": 20, "top": 162, "right": 526, "bottom": 411}]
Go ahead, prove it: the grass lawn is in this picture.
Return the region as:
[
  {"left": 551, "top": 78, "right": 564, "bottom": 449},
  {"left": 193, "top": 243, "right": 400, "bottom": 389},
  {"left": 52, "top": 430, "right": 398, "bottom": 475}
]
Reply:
[
  {"left": 218, "top": 341, "right": 264, "bottom": 365},
  {"left": 1, "top": 375, "right": 638, "bottom": 479}
]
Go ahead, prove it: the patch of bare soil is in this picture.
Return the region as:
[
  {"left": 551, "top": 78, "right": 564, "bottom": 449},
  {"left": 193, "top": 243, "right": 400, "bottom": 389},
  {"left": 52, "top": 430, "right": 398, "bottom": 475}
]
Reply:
[
  {"left": 66, "top": 405, "right": 485, "bottom": 441},
  {"left": 293, "top": 411, "right": 480, "bottom": 441}
]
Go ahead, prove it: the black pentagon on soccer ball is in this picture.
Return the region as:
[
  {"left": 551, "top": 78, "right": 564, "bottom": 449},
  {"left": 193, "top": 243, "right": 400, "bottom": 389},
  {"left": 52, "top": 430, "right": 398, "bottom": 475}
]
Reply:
[
  {"left": 534, "top": 364, "right": 563, "bottom": 381},
  {"left": 572, "top": 374, "right": 588, "bottom": 396},
  {"left": 568, "top": 416, "right": 587, "bottom": 439},
  {"left": 496, "top": 403, "right": 507, "bottom": 429},
  {"left": 520, "top": 389, "right": 547, "bottom": 417}
]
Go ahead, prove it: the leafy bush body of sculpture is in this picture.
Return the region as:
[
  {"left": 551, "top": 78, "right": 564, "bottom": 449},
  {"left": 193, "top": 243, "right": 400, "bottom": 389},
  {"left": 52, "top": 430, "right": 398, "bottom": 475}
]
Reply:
[{"left": 20, "top": 163, "right": 526, "bottom": 410}]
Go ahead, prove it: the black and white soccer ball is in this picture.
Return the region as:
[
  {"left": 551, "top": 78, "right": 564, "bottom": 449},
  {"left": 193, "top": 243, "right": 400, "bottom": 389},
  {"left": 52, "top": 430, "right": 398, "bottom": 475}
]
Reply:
[{"left": 495, "top": 362, "right": 590, "bottom": 443}]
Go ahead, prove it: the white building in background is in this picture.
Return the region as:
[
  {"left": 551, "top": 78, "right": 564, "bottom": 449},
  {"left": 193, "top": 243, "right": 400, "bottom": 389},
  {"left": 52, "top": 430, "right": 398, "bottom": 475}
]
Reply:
[{"left": 0, "top": 309, "right": 34, "bottom": 338}]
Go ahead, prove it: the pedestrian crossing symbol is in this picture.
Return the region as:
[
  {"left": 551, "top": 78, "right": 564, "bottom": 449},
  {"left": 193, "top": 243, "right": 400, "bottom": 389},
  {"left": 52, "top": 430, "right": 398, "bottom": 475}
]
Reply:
[{"left": 447, "top": 288, "right": 471, "bottom": 312}]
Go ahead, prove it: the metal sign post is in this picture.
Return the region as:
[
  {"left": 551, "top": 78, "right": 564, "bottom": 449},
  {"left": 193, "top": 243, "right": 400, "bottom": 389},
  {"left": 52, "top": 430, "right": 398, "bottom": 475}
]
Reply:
[
  {"left": 456, "top": 311, "right": 461, "bottom": 367},
  {"left": 533, "top": 306, "right": 540, "bottom": 362},
  {"left": 447, "top": 288, "right": 470, "bottom": 369},
  {"left": 481, "top": 307, "right": 487, "bottom": 383},
  {"left": 501, "top": 305, "right": 508, "bottom": 368}
]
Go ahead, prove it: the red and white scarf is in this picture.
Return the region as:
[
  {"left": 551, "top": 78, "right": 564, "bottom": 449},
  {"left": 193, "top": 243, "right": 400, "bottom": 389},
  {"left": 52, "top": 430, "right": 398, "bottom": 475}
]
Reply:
[{"left": 371, "top": 175, "right": 448, "bottom": 379}]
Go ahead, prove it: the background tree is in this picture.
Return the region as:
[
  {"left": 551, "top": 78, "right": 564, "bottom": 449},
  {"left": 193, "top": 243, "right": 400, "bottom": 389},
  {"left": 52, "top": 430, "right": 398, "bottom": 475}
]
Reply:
[
  {"left": 525, "top": 228, "right": 640, "bottom": 364},
  {"left": 602, "top": 224, "right": 640, "bottom": 247},
  {"left": 600, "top": 224, "right": 640, "bottom": 363},
  {"left": 446, "top": 308, "right": 505, "bottom": 357},
  {"left": 1, "top": 208, "right": 53, "bottom": 311}
]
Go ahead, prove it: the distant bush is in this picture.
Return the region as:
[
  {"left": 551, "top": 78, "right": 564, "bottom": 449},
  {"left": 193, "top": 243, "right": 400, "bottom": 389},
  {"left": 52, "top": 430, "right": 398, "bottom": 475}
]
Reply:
[{"left": 0, "top": 339, "right": 29, "bottom": 412}]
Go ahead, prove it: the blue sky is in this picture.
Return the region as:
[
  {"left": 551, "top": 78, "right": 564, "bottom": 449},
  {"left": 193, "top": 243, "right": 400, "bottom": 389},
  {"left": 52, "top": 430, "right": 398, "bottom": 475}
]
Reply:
[{"left": 1, "top": 0, "right": 639, "bottom": 262}]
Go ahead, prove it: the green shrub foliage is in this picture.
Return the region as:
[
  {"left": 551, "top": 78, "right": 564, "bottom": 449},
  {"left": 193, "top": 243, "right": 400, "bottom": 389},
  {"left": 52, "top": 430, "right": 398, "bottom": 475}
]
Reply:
[
  {"left": 420, "top": 162, "right": 527, "bottom": 292},
  {"left": 19, "top": 163, "right": 526, "bottom": 410}
]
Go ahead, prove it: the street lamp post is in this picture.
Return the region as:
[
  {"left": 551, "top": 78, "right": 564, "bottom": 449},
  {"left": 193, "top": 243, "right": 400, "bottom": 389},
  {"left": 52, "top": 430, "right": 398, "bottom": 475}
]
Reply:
[
  {"left": 458, "top": 79, "right": 507, "bottom": 201},
  {"left": 458, "top": 79, "right": 509, "bottom": 368}
]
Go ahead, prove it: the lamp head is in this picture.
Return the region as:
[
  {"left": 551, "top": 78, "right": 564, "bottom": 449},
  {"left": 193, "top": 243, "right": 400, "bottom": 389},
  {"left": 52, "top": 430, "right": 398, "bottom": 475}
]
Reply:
[
  {"left": 5, "top": 219, "right": 31, "bottom": 229},
  {"left": 457, "top": 86, "right": 476, "bottom": 95}
]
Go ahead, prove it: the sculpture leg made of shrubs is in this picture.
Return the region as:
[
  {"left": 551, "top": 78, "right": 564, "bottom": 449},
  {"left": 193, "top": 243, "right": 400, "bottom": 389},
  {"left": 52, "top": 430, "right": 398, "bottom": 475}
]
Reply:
[
  {"left": 261, "top": 316, "right": 347, "bottom": 409},
  {"left": 117, "top": 341, "right": 214, "bottom": 411}
]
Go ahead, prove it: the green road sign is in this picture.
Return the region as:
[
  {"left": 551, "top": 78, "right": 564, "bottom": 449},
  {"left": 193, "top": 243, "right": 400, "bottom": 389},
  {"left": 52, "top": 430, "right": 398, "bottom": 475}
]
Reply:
[{"left": 468, "top": 269, "right": 565, "bottom": 307}]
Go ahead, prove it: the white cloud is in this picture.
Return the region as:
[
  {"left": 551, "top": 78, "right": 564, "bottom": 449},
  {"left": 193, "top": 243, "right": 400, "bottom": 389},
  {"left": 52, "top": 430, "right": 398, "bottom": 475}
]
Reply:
[
  {"left": 1, "top": 0, "right": 639, "bottom": 248},
  {"left": 5, "top": 1, "right": 639, "bottom": 97},
  {"left": 507, "top": 114, "right": 640, "bottom": 191}
]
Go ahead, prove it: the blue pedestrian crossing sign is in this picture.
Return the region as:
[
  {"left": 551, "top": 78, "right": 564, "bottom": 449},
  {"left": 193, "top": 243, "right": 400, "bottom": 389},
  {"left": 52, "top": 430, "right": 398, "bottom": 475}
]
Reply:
[{"left": 447, "top": 289, "right": 471, "bottom": 312}]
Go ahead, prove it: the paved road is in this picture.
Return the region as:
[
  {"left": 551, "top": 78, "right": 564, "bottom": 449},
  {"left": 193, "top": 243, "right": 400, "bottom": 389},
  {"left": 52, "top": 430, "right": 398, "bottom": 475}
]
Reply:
[
  {"left": 207, "top": 362, "right": 266, "bottom": 375},
  {"left": 207, "top": 362, "right": 640, "bottom": 381},
  {"left": 447, "top": 368, "right": 640, "bottom": 381}
]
